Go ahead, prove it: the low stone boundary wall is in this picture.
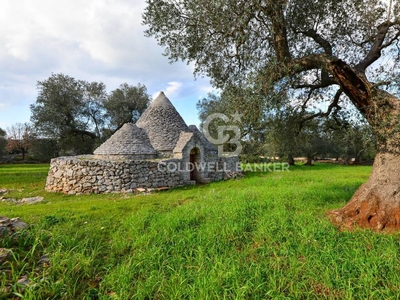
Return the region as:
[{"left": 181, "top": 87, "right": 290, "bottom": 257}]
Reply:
[{"left": 45, "top": 155, "right": 240, "bottom": 194}]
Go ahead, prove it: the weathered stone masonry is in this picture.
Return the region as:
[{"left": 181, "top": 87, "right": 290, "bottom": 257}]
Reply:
[
  {"left": 46, "top": 155, "right": 239, "bottom": 194},
  {"left": 45, "top": 92, "right": 241, "bottom": 194}
]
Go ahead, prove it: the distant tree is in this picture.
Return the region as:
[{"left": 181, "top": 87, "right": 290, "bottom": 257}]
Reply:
[
  {"left": 103, "top": 83, "right": 150, "bottom": 131},
  {"left": 198, "top": 91, "right": 375, "bottom": 166},
  {"left": 326, "top": 118, "right": 376, "bottom": 164},
  {"left": 83, "top": 81, "right": 108, "bottom": 139},
  {"left": 264, "top": 109, "right": 376, "bottom": 165},
  {"left": 6, "top": 123, "right": 34, "bottom": 161},
  {"left": 264, "top": 108, "right": 301, "bottom": 165},
  {"left": 197, "top": 88, "right": 269, "bottom": 159},
  {"left": 264, "top": 109, "right": 336, "bottom": 165},
  {"left": 346, "top": 123, "right": 376, "bottom": 164},
  {"left": 297, "top": 120, "right": 326, "bottom": 166},
  {"left": 0, "top": 128, "right": 7, "bottom": 157},
  {"left": 30, "top": 74, "right": 107, "bottom": 154},
  {"left": 30, "top": 138, "right": 59, "bottom": 162}
]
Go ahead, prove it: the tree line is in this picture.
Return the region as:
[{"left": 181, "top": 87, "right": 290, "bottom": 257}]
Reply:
[
  {"left": 1, "top": 72, "right": 377, "bottom": 164},
  {"left": 0, "top": 73, "right": 151, "bottom": 162},
  {"left": 197, "top": 91, "right": 376, "bottom": 165}
]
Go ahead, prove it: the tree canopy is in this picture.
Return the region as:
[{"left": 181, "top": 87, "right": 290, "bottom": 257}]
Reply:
[
  {"left": 30, "top": 74, "right": 150, "bottom": 155},
  {"left": 198, "top": 91, "right": 376, "bottom": 165},
  {"left": 31, "top": 74, "right": 103, "bottom": 154},
  {"left": 0, "top": 127, "right": 7, "bottom": 158},
  {"left": 143, "top": 0, "right": 400, "bottom": 231},
  {"left": 103, "top": 83, "right": 150, "bottom": 131},
  {"left": 143, "top": 0, "right": 399, "bottom": 117}
]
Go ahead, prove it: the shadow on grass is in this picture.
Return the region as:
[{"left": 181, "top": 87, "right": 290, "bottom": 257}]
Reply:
[
  {"left": 309, "top": 183, "right": 361, "bottom": 206},
  {"left": 289, "top": 162, "right": 370, "bottom": 171},
  {"left": 242, "top": 162, "right": 372, "bottom": 177}
]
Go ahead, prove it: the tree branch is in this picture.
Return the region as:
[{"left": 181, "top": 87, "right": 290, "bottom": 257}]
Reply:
[
  {"left": 298, "top": 89, "right": 343, "bottom": 131},
  {"left": 356, "top": 20, "right": 400, "bottom": 72},
  {"left": 382, "top": 30, "right": 400, "bottom": 48},
  {"left": 264, "top": 53, "right": 335, "bottom": 92},
  {"left": 264, "top": 2, "right": 291, "bottom": 62},
  {"left": 293, "top": 74, "right": 336, "bottom": 90},
  {"left": 331, "top": 59, "right": 373, "bottom": 117},
  {"left": 68, "top": 129, "right": 97, "bottom": 140},
  {"left": 302, "top": 29, "right": 333, "bottom": 56}
]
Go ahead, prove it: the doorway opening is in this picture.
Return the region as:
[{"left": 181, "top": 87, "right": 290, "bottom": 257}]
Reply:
[{"left": 190, "top": 147, "right": 201, "bottom": 182}]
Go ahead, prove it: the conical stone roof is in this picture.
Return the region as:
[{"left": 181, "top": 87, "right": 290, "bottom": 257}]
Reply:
[
  {"left": 136, "top": 91, "right": 189, "bottom": 152},
  {"left": 93, "top": 123, "right": 157, "bottom": 157}
]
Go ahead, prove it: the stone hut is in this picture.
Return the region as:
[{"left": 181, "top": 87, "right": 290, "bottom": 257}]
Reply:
[
  {"left": 93, "top": 123, "right": 158, "bottom": 160},
  {"left": 45, "top": 92, "right": 240, "bottom": 194},
  {"left": 135, "top": 92, "right": 189, "bottom": 156}
]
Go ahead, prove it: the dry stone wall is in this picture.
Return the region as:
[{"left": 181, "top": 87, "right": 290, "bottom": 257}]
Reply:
[{"left": 45, "top": 155, "right": 240, "bottom": 194}]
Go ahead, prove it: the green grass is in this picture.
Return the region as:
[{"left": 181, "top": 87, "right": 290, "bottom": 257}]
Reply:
[{"left": 1, "top": 163, "right": 400, "bottom": 299}]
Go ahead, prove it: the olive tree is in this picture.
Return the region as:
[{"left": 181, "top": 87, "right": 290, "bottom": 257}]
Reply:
[
  {"left": 30, "top": 74, "right": 107, "bottom": 154},
  {"left": 0, "top": 128, "right": 7, "bottom": 158},
  {"left": 143, "top": 0, "right": 400, "bottom": 230},
  {"left": 103, "top": 83, "right": 150, "bottom": 131}
]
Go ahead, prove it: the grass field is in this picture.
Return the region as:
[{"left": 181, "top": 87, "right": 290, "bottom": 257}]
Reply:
[{"left": 1, "top": 163, "right": 400, "bottom": 299}]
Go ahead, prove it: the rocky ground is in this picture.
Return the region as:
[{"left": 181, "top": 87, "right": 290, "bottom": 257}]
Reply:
[
  {"left": 1, "top": 188, "right": 45, "bottom": 205},
  {"left": 1, "top": 216, "right": 50, "bottom": 296}
]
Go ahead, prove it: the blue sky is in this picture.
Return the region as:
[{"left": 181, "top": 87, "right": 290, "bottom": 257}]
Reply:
[{"left": 0, "top": 0, "right": 214, "bottom": 132}]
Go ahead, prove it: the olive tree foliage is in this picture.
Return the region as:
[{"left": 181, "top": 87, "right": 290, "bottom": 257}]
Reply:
[
  {"left": 144, "top": 0, "right": 400, "bottom": 230},
  {"left": 196, "top": 85, "right": 280, "bottom": 160},
  {"left": 143, "top": 0, "right": 397, "bottom": 158},
  {"left": 263, "top": 108, "right": 303, "bottom": 164},
  {"left": 324, "top": 116, "right": 377, "bottom": 164},
  {"left": 103, "top": 83, "right": 151, "bottom": 132},
  {"left": 197, "top": 90, "right": 266, "bottom": 137},
  {"left": 198, "top": 92, "right": 375, "bottom": 165},
  {"left": 31, "top": 74, "right": 107, "bottom": 154},
  {"left": 0, "top": 128, "right": 7, "bottom": 157},
  {"left": 84, "top": 81, "right": 108, "bottom": 138},
  {"left": 143, "top": 0, "right": 399, "bottom": 117},
  {"left": 30, "top": 74, "right": 150, "bottom": 154},
  {"left": 265, "top": 109, "right": 377, "bottom": 165}
]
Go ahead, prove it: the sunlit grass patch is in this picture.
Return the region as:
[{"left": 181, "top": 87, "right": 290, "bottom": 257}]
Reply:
[{"left": 2, "top": 163, "right": 400, "bottom": 298}]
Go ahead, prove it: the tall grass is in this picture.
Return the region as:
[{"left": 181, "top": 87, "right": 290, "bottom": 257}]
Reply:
[{"left": 1, "top": 163, "right": 400, "bottom": 299}]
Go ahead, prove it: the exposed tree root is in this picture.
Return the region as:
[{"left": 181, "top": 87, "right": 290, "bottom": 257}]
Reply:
[
  {"left": 328, "top": 186, "right": 400, "bottom": 231},
  {"left": 328, "top": 153, "right": 400, "bottom": 232}
]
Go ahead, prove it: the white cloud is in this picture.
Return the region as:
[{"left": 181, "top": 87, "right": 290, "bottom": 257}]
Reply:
[
  {"left": 0, "top": 0, "right": 143, "bottom": 65},
  {"left": 0, "top": 103, "right": 7, "bottom": 111},
  {"left": 0, "top": 0, "right": 211, "bottom": 128},
  {"left": 165, "top": 81, "right": 183, "bottom": 97},
  {"left": 152, "top": 81, "right": 184, "bottom": 100}
]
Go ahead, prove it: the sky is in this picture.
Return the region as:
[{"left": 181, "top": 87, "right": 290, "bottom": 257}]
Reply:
[{"left": 0, "top": 0, "right": 214, "bottom": 131}]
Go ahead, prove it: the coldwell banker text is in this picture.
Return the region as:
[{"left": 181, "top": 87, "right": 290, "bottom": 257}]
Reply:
[{"left": 158, "top": 162, "right": 290, "bottom": 173}]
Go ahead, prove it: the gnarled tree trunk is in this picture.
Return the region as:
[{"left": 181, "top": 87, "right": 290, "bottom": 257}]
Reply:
[
  {"left": 328, "top": 60, "right": 400, "bottom": 231},
  {"left": 288, "top": 153, "right": 295, "bottom": 166},
  {"left": 329, "top": 151, "right": 400, "bottom": 231},
  {"left": 304, "top": 155, "right": 313, "bottom": 166},
  {"left": 354, "top": 149, "right": 365, "bottom": 165}
]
